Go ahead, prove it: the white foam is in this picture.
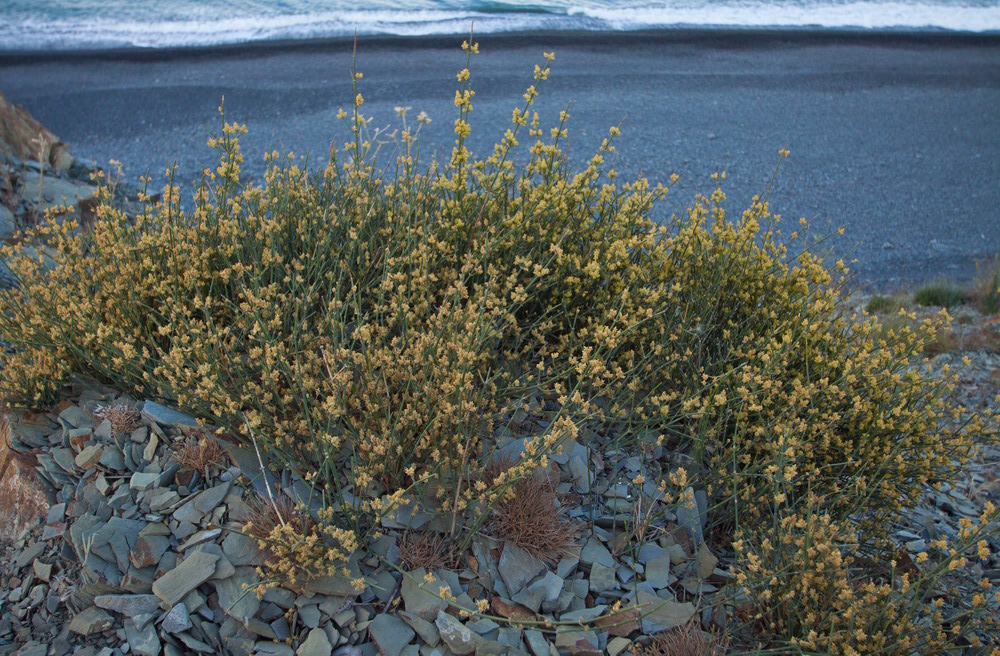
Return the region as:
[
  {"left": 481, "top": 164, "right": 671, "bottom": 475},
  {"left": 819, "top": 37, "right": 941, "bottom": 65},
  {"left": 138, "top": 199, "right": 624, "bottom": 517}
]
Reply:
[
  {"left": 570, "top": 2, "right": 1000, "bottom": 33},
  {"left": 1, "top": 2, "right": 998, "bottom": 52}
]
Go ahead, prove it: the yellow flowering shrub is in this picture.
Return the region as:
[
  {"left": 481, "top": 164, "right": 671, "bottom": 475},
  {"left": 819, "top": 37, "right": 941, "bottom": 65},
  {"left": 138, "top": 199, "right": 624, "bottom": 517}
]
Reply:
[{"left": 0, "top": 42, "right": 996, "bottom": 649}]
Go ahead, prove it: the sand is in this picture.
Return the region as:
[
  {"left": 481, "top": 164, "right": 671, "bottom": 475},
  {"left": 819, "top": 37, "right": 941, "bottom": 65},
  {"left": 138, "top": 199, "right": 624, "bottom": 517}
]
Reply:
[{"left": 1, "top": 29, "right": 998, "bottom": 287}]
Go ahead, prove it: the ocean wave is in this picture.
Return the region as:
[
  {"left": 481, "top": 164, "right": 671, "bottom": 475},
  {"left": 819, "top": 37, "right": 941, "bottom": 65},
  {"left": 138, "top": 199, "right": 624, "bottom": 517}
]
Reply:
[{"left": 1, "top": 2, "right": 998, "bottom": 52}]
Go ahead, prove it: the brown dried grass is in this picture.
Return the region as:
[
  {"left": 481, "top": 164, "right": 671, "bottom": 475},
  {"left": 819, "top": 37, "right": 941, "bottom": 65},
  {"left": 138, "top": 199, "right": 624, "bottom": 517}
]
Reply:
[
  {"left": 93, "top": 402, "right": 141, "bottom": 434},
  {"left": 399, "top": 531, "right": 461, "bottom": 572},
  {"left": 176, "top": 435, "right": 228, "bottom": 473},
  {"left": 483, "top": 454, "right": 578, "bottom": 564},
  {"left": 0, "top": 413, "right": 48, "bottom": 543},
  {"left": 631, "top": 619, "right": 728, "bottom": 656},
  {"left": 241, "top": 493, "right": 310, "bottom": 544}
]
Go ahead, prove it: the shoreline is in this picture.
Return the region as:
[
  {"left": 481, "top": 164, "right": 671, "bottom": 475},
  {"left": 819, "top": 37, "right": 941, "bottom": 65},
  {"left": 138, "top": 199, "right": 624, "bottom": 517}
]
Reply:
[
  {"left": 1, "top": 30, "right": 998, "bottom": 287},
  {"left": 2, "top": 26, "right": 1000, "bottom": 64}
]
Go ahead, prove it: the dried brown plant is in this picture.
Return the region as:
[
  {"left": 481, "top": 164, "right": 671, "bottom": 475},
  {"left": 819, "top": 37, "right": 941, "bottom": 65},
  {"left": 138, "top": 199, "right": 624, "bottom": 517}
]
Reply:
[
  {"left": 176, "top": 435, "right": 228, "bottom": 473},
  {"left": 93, "top": 402, "right": 141, "bottom": 435},
  {"left": 631, "top": 620, "right": 728, "bottom": 656},
  {"left": 241, "top": 492, "right": 308, "bottom": 545},
  {"left": 483, "top": 454, "right": 578, "bottom": 564},
  {"left": 399, "top": 531, "right": 460, "bottom": 572}
]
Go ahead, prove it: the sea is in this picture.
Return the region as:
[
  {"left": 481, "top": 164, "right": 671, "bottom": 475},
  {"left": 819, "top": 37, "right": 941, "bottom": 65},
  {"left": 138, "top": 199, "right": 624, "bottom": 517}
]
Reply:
[{"left": 1, "top": 0, "right": 999, "bottom": 52}]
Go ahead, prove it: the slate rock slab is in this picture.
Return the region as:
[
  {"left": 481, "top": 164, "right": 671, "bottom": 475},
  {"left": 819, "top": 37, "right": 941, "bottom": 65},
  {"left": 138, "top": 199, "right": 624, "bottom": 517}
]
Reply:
[
  {"left": 401, "top": 568, "right": 448, "bottom": 621},
  {"left": 68, "top": 606, "right": 113, "bottom": 635},
  {"left": 498, "top": 544, "right": 545, "bottom": 595},
  {"left": 435, "top": 610, "right": 483, "bottom": 655},
  {"left": 369, "top": 613, "right": 415, "bottom": 656},
  {"left": 94, "top": 594, "right": 162, "bottom": 616},
  {"left": 297, "top": 627, "right": 333, "bottom": 656},
  {"left": 152, "top": 550, "right": 219, "bottom": 607}
]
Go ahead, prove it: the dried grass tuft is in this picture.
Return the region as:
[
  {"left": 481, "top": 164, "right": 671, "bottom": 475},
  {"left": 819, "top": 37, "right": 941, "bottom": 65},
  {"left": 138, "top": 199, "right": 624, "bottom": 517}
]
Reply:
[
  {"left": 483, "top": 454, "right": 578, "bottom": 564},
  {"left": 176, "top": 436, "right": 228, "bottom": 473},
  {"left": 93, "top": 402, "right": 141, "bottom": 435},
  {"left": 242, "top": 493, "right": 305, "bottom": 540},
  {"left": 631, "top": 619, "right": 727, "bottom": 656},
  {"left": 399, "top": 531, "right": 461, "bottom": 571}
]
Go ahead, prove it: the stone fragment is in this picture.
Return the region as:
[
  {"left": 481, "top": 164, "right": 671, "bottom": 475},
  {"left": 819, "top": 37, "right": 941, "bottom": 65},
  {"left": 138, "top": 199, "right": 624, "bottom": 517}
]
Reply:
[
  {"left": 369, "top": 613, "right": 415, "bottom": 656},
  {"left": 141, "top": 401, "right": 201, "bottom": 428},
  {"left": 162, "top": 603, "right": 192, "bottom": 633},
  {"left": 68, "top": 606, "right": 113, "bottom": 635},
  {"left": 194, "top": 481, "right": 231, "bottom": 514},
  {"left": 130, "top": 472, "right": 158, "bottom": 491},
  {"left": 296, "top": 627, "right": 333, "bottom": 656},
  {"left": 696, "top": 543, "right": 718, "bottom": 580},
  {"left": 676, "top": 487, "right": 704, "bottom": 544},
  {"left": 125, "top": 617, "right": 162, "bottom": 656},
  {"left": 75, "top": 444, "right": 103, "bottom": 469},
  {"left": 99, "top": 445, "right": 125, "bottom": 471},
  {"left": 32, "top": 559, "right": 52, "bottom": 583},
  {"left": 634, "top": 591, "right": 696, "bottom": 633},
  {"left": 401, "top": 568, "right": 448, "bottom": 621},
  {"left": 58, "top": 405, "right": 93, "bottom": 429},
  {"left": 399, "top": 610, "right": 439, "bottom": 647},
  {"left": 607, "top": 637, "right": 632, "bottom": 656},
  {"left": 435, "top": 610, "right": 483, "bottom": 655},
  {"left": 152, "top": 550, "right": 219, "bottom": 607},
  {"left": 216, "top": 567, "right": 261, "bottom": 624},
  {"left": 95, "top": 594, "right": 163, "bottom": 616},
  {"left": 555, "top": 630, "right": 601, "bottom": 656},
  {"left": 254, "top": 643, "right": 294, "bottom": 656},
  {"left": 498, "top": 544, "right": 545, "bottom": 594},
  {"left": 524, "top": 629, "right": 549, "bottom": 656},
  {"left": 222, "top": 531, "right": 262, "bottom": 566},
  {"left": 15, "top": 542, "right": 46, "bottom": 569},
  {"left": 130, "top": 533, "right": 170, "bottom": 569},
  {"left": 645, "top": 554, "right": 672, "bottom": 589},
  {"left": 142, "top": 431, "right": 159, "bottom": 462},
  {"left": 589, "top": 562, "right": 617, "bottom": 593},
  {"left": 173, "top": 499, "right": 205, "bottom": 525},
  {"left": 580, "top": 536, "right": 614, "bottom": 568}
]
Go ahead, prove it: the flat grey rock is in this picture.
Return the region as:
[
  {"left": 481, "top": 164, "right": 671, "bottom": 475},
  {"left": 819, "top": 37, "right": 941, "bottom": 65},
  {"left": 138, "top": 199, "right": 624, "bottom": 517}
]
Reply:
[
  {"left": 95, "top": 594, "right": 162, "bottom": 616},
  {"left": 498, "top": 544, "right": 545, "bottom": 595},
  {"left": 216, "top": 567, "right": 261, "bottom": 624},
  {"left": 130, "top": 472, "right": 158, "bottom": 491},
  {"left": 140, "top": 401, "right": 201, "bottom": 428},
  {"left": 152, "top": 550, "right": 219, "bottom": 607},
  {"left": 399, "top": 610, "right": 440, "bottom": 647},
  {"left": 400, "top": 568, "right": 447, "bottom": 621},
  {"left": 193, "top": 481, "right": 231, "bottom": 514},
  {"left": 254, "top": 643, "right": 294, "bottom": 656},
  {"left": 589, "top": 562, "right": 617, "bottom": 593},
  {"left": 580, "top": 536, "right": 614, "bottom": 568},
  {"left": 435, "top": 610, "right": 482, "bottom": 656},
  {"left": 68, "top": 606, "right": 113, "bottom": 635},
  {"left": 125, "top": 616, "right": 162, "bottom": 656},
  {"left": 222, "top": 531, "right": 262, "bottom": 566},
  {"left": 633, "top": 591, "right": 696, "bottom": 633},
  {"left": 369, "top": 613, "right": 415, "bottom": 656},
  {"left": 644, "top": 554, "right": 671, "bottom": 589},
  {"left": 162, "top": 603, "right": 192, "bottom": 633},
  {"left": 296, "top": 627, "right": 333, "bottom": 656}
]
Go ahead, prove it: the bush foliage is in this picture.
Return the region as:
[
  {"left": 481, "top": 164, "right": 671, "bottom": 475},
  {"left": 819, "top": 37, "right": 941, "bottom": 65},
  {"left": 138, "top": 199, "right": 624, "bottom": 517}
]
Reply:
[{"left": 1, "top": 43, "right": 997, "bottom": 651}]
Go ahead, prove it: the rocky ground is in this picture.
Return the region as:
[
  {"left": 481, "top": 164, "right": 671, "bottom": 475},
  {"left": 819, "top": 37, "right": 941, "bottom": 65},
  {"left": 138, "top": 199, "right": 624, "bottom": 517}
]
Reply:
[{"left": 0, "top": 314, "right": 997, "bottom": 656}]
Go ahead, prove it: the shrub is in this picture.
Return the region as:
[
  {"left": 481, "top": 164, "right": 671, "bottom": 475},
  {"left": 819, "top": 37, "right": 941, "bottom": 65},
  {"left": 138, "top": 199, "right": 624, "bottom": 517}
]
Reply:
[
  {"left": 972, "top": 254, "right": 1000, "bottom": 315},
  {"left": 0, "top": 42, "right": 995, "bottom": 649},
  {"left": 865, "top": 294, "right": 904, "bottom": 314},
  {"left": 914, "top": 283, "right": 966, "bottom": 308}
]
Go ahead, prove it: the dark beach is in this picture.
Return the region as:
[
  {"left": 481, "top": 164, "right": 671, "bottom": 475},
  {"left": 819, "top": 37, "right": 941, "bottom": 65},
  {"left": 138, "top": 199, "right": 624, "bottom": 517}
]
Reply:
[{"left": 1, "top": 29, "right": 999, "bottom": 289}]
